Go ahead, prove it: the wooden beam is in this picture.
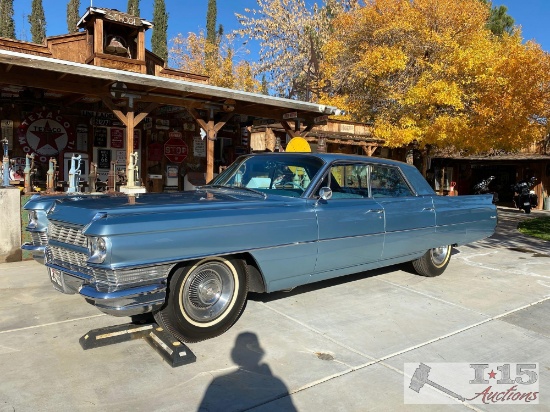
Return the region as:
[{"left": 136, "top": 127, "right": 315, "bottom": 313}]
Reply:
[{"left": 188, "top": 108, "right": 234, "bottom": 182}]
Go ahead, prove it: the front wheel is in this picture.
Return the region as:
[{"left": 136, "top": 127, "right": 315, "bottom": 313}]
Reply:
[
  {"left": 154, "top": 257, "right": 248, "bottom": 342},
  {"left": 412, "top": 245, "right": 452, "bottom": 277}
]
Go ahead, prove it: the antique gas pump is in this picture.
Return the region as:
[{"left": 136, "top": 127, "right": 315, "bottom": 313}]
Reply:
[
  {"left": 23, "top": 153, "right": 35, "bottom": 193},
  {"left": 67, "top": 154, "right": 82, "bottom": 193},
  {"left": 1, "top": 138, "right": 9, "bottom": 187},
  {"left": 46, "top": 157, "right": 58, "bottom": 193}
]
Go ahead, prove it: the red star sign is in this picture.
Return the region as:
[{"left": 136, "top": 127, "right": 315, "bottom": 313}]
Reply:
[
  {"left": 488, "top": 370, "right": 497, "bottom": 379},
  {"left": 29, "top": 120, "right": 66, "bottom": 154}
]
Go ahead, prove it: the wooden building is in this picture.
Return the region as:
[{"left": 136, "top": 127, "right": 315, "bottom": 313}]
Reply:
[{"left": 0, "top": 7, "right": 342, "bottom": 194}]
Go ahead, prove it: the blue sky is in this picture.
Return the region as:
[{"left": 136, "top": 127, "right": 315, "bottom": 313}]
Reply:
[{"left": 11, "top": 0, "right": 550, "bottom": 55}]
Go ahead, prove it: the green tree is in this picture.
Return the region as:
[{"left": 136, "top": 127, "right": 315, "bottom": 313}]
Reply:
[
  {"left": 479, "top": 0, "right": 514, "bottom": 35},
  {"left": 0, "top": 0, "right": 16, "bottom": 39},
  {"left": 28, "top": 0, "right": 46, "bottom": 44},
  {"left": 152, "top": 0, "right": 168, "bottom": 61},
  {"left": 206, "top": 0, "right": 217, "bottom": 45},
  {"left": 127, "top": 0, "right": 140, "bottom": 17},
  {"left": 66, "top": 0, "right": 80, "bottom": 33}
]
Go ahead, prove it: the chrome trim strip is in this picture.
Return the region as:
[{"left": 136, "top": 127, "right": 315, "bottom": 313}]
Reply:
[
  {"left": 21, "top": 243, "right": 46, "bottom": 253},
  {"left": 79, "top": 283, "right": 165, "bottom": 300},
  {"left": 45, "top": 262, "right": 94, "bottom": 282}
]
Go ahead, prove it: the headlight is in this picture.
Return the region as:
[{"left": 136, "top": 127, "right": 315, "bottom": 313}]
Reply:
[
  {"left": 28, "top": 210, "right": 38, "bottom": 228},
  {"left": 88, "top": 236, "right": 108, "bottom": 264}
]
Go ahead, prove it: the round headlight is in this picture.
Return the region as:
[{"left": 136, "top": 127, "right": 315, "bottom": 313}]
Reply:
[{"left": 88, "top": 236, "right": 108, "bottom": 263}]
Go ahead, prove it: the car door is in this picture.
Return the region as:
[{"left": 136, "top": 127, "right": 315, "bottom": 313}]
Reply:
[
  {"left": 312, "top": 162, "right": 385, "bottom": 280},
  {"left": 369, "top": 164, "right": 436, "bottom": 259}
]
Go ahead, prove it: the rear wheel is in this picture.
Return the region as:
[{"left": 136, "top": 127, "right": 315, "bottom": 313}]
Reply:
[
  {"left": 154, "top": 257, "right": 248, "bottom": 342},
  {"left": 412, "top": 245, "right": 452, "bottom": 277},
  {"left": 524, "top": 206, "right": 531, "bottom": 214}
]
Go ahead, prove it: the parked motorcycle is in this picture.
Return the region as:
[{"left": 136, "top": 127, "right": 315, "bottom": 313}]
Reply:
[
  {"left": 512, "top": 177, "right": 538, "bottom": 214},
  {"left": 473, "top": 176, "right": 499, "bottom": 204}
]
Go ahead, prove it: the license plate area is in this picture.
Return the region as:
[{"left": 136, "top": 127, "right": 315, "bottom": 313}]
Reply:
[{"left": 524, "top": 202, "right": 530, "bottom": 206}]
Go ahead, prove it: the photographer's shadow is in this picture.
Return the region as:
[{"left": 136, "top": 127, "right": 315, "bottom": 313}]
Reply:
[{"left": 198, "top": 332, "right": 297, "bottom": 412}]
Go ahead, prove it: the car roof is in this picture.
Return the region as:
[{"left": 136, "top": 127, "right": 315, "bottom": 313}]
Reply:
[{"left": 249, "top": 152, "right": 408, "bottom": 167}]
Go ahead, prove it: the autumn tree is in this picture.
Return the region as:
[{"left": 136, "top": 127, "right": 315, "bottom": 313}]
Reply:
[
  {"left": 0, "top": 0, "right": 16, "bottom": 39},
  {"left": 152, "top": 0, "right": 168, "bottom": 61},
  {"left": 66, "top": 0, "right": 80, "bottom": 33},
  {"left": 127, "top": 0, "right": 140, "bottom": 17},
  {"left": 170, "top": 30, "right": 260, "bottom": 92},
  {"left": 235, "top": 0, "right": 360, "bottom": 99},
  {"left": 29, "top": 0, "right": 46, "bottom": 44},
  {"left": 321, "top": 0, "right": 550, "bottom": 153},
  {"left": 170, "top": 1, "right": 259, "bottom": 92}
]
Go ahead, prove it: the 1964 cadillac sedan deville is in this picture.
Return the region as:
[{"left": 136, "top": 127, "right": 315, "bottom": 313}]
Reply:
[{"left": 32, "top": 153, "right": 496, "bottom": 342}]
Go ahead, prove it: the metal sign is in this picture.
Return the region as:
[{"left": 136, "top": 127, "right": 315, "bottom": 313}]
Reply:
[
  {"left": 110, "top": 82, "right": 128, "bottom": 98},
  {"left": 314, "top": 115, "right": 329, "bottom": 124},
  {"left": 282, "top": 112, "right": 298, "bottom": 120},
  {"left": 164, "top": 133, "right": 188, "bottom": 163}
]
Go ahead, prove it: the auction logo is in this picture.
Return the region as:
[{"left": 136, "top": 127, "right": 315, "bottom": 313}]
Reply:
[
  {"left": 404, "top": 363, "right": 539, "bottom": 405},
  {"left": 18, "top": 111, "right": 76, "bottom": 163}
]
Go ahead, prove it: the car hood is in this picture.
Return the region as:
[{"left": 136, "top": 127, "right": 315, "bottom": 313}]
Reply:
[{"left": 47, "top": 188, "right": 296, "bottom": 228}]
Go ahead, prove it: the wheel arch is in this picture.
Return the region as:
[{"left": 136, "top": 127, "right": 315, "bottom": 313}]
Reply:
[{"left": 164, "top": 252, "right": 267, "bottom": 295}]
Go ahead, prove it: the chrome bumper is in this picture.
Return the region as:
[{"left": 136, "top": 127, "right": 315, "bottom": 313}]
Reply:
[
  {"left": 45, "top": 263, "right": 166, "bottom": 317},
  {"left": 21, "top": 243, "right": 46, "bottom": 265}
]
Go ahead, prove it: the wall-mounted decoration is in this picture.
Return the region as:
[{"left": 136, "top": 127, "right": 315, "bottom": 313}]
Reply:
[
  {"left": 17, "top": 111, "right": 76, "bottom": 163},
  {"left": 94, "top": 127, "right": 108, "bottom": 147},
  {"left": 97, "top": 149, "right": 111, "bottom": 169},
  {"left": 110, "top": 128, "right": 124, "bottom": 149}
]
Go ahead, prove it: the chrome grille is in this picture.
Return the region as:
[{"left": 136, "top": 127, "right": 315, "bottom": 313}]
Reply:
[
  {"left": 47, "top": 246, "right": 93, "bottom": 277},
  {"left": 49, "top": 222, "right": 88, "bottom": 248},
  {"left": 30, "top": 231, "right": 48, "bottom": 246}
]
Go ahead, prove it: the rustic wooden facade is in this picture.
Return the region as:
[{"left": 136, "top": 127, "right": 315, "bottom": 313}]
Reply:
[{"left": 0, "top": 7, "right": 342, "bottom": 193}]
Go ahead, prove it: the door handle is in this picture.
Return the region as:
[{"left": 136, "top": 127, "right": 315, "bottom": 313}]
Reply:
[
  {"left": 422, "top": 207, "right": 435, "bottom": 212},
  {"left": 367, "top": 209, "right": 384, "bottom": 213}
]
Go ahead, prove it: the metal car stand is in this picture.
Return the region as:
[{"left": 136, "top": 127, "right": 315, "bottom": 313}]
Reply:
[{"left": 79, "top": 319, "right": 196, "bottom": 368}]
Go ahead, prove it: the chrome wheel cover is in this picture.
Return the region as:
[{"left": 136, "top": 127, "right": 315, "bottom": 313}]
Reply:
[
  {"left": 430, "top": 246, "right": 450, "bottom": 267},
  {"left": 182, "top": 261, "right": 235, "bottom": 322}
]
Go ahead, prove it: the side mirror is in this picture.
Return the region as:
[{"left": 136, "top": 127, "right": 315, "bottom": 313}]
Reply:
[{"left": 319, "top": 187, "right": 332, "bottom": 200}]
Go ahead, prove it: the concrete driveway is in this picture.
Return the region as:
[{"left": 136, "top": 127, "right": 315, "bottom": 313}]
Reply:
[{"left": 1, "top": 207, "right": 549, "bottom": 411}]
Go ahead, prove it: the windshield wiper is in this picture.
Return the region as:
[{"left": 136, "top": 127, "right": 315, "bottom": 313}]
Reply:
[{"left": 198, "top": 185, "right": 267, "bottom": 199}]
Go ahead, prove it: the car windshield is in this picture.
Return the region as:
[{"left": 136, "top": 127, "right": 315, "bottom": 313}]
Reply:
[{"left": 208, "top": 154, "right": 325, "bottom": 197}]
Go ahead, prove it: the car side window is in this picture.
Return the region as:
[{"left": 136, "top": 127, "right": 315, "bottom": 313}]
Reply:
[
  {"left": 318, "top": 164, "right": 369, "bottom": 199},
  {"left": 370, "top": 165, "right": 413, "bottom": 197}
]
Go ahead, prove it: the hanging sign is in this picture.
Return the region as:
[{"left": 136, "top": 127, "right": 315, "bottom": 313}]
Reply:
[{"left": 17, "top": 111, "right": 76, "bottom": 163}]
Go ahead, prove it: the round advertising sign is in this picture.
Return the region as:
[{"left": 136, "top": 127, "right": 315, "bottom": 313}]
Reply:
[{"left": 18, "top": 111, "right": 76, "bottom": 163}]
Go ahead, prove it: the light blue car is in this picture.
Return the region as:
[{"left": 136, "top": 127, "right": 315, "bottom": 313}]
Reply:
[{"left": 31, "top": 153, "right": 496, "bottom": 342}]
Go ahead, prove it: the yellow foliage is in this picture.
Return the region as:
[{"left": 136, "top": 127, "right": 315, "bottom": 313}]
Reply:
[{"left": 321, "top": 0, "right": 550, "bottom": 153}]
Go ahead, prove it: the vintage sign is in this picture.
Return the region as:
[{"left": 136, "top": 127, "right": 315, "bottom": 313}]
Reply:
[
  {"left": 314, "top": 115, "right": 329, "bottom": 124},
  {"left": 105, "top": 10, "right": 141, "bottom": 26},
  {"left": 94, "top": 127, "right": 108, "bottom": 147},
  {"left": 164, "top": 132, "right": 188, "bottom": 163},
  {"left": 156, "top": 119, "right": 170, "bottom": 130},
  {"left": 116, "top": 150, "right": 126, "bottom": 165},
  {"left": 282, "top": 112, "right": 298, "bottom": 120},
  {"left": 97, "top": 149, "right": 111, "bottom": 169},
  {"left": 76, "top": 124, "right": 88, "bottom": 151},
  {"left": 133, "top": 129, "right": 140, "bottom": 150},
  {"left": 18, "top": 111, "right": 76, "bottom": 163},
  {"left": 193, "top": 136, "right": 206, "bottom": 157},
  {"left": 110, "top": 128, "right": 124, "bottom": 149}
]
